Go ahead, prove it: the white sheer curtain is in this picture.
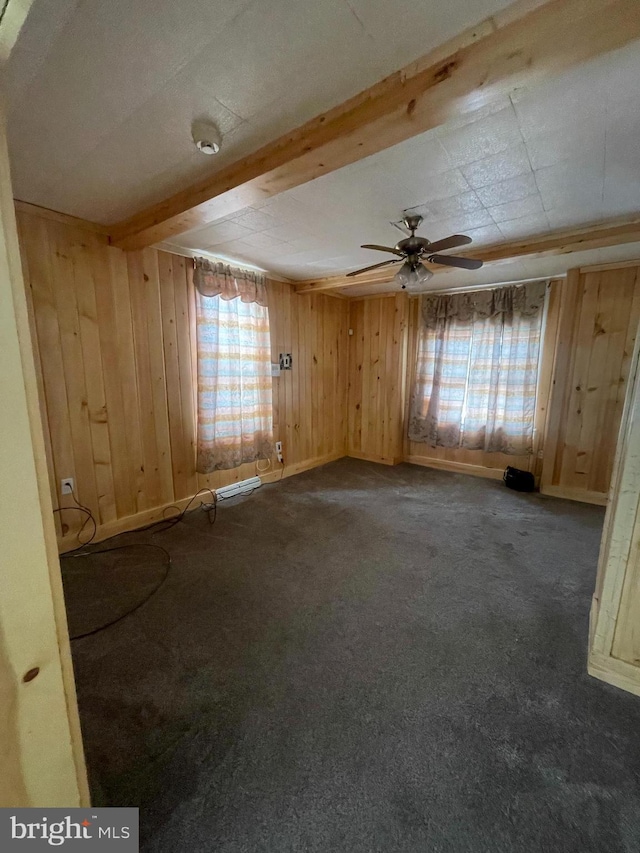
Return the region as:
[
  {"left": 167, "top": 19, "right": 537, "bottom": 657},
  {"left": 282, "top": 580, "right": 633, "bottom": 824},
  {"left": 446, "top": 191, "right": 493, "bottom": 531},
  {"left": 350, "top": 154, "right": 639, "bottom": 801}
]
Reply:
[{"left": 408, "top": 281, "right": 547, "bottom": 455}]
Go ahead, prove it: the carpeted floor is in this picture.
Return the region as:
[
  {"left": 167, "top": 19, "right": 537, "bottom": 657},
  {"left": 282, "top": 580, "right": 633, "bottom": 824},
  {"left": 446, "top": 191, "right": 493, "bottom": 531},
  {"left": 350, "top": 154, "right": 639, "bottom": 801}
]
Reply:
[{"left": 65, "top": 458, "right": 640, "bottom": 852}]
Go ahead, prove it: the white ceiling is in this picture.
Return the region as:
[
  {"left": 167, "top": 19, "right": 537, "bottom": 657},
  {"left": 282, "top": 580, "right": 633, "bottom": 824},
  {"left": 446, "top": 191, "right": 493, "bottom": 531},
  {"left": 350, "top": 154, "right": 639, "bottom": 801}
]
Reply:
[
  {"left": 6, "top": 0, "right": 513, "bottom": 222},
  {"left": 162, "top": 41, "right": 640, "bottom": 283},
  {"left": 7, "top": 0, "right": 640, "bottom": 290}
]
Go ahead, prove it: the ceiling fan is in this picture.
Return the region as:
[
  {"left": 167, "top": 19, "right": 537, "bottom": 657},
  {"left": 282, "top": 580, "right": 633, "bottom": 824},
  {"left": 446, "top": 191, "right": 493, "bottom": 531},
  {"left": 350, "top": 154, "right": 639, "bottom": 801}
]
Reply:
[{"left": 347, "top": 213, "right": 484, "bottom": 291}]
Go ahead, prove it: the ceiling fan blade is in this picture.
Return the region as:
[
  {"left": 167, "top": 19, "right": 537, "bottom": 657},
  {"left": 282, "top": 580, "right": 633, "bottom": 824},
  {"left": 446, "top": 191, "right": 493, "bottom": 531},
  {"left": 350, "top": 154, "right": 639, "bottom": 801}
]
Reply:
[
  {"left": 346, "top": 259, "right": 403, "bottom": 277},
  {"left": 425, "top": 234, "right": 473, "bottom": 253},
  {"left": 361, "top": 243, "right": 405, "bottom": 257},
  {"left": 428, "top": 254, "right": 483, "bottom": 271}
]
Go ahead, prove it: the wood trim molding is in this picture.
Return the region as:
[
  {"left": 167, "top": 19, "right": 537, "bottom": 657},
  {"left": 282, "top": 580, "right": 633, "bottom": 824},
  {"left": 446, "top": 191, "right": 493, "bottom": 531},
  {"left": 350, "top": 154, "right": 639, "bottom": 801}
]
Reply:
[
  {"left": 348, "top": 291, "right": 402, "bottom": 302},
  {"left": 589, "top": 320, "right": 640, "bottom": 662},
  {"left": 579, "top": 258, "right": 640, "bottom": 274},
  {"left": 294, "top": 218, "right": 640, "bottom": 294},
  {"left": 58, "top": 451, "right": 346, "bottom": 553},
  {"left": 108, "top": 0, "right": 640, "bottom": 252},
  {"left": 347, "top": 450, "right": 402, "bottom": 466},
  {"left": 259, "top": 451, "right": 346, "bottom": 483},
  {"left": 538, "top": 484, "right": 608, "bottom": 506},
  {"left": 539, "top": 268, "right": 581, "bottom": 492},
  {"left": 404, "top": 454, "right": 506, "bottom": 481},
  {"left": 588, "top": 652, "right": 640, "bottom": 699}
]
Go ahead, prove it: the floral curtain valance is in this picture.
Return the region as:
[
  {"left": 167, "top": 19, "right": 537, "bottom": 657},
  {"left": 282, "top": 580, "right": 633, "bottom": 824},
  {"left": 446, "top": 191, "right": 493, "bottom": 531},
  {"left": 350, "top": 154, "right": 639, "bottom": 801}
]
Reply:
[
  {"left": 421, "top": 280, "right": 547, "bottom": 329},
  {"left": 194, "top": 257, "right": 268, "bottom": 307}
]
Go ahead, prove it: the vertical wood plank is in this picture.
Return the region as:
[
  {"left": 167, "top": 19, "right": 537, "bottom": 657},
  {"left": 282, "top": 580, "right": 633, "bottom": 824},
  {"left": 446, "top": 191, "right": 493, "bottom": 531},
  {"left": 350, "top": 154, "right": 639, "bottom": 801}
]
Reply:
[
  {"left": 540, "top": 269, "right": 582, "bottom": 491},
  {"left": 158, "top": 251, "right": 189, "bottom": 500},
  {"left": 542, "top": 265, "right": 640, "bottom": 502},
  {"left": 16, "top": 212, "right": 62, "bottom": 536},
  {"left": 282, "top": 284, "right": 294, "bottom": 464},
  {"left": 128, "top": 250, "right": 162, "bottom": 510},
  {"left": 92, "top": 242, "right": 137, "bottom": 519},
  {"left": 338, "top": 298, "right": 349, "bottom": 455},
  {"left": 557, "top": 272, "right": 597, "bottom": 489},
  {"left": 298, "top": 294, "right": 310, "bottom": 462},
  {"left": 172, "top": 256, "right": 197, "bottom": 496},
  {"left": 532, "top": 280, "right": 561, "bottom": 480},
  {"left": 141, "top": 249, "right": 174, "bottom": 505},
  {"left": 310, "top": 295, "right": 320, "bottom": 460},
  {"left": 71, "top": 229, "right": 117, "bottom": 524},
  {"left": 109, "top": 246, "right": 146, "bottom": 513},
  {"left": 350, "top": 300, "right": 364, "bottom": 456},
  {"left": 22, "top": 216, "right": 83, "bottom": 538}
]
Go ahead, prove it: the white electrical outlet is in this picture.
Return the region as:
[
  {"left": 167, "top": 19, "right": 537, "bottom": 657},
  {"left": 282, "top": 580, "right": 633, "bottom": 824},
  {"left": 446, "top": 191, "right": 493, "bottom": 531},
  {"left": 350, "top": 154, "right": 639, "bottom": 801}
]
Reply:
[
  {"left": 275, "top": 441, "right": 284, "bottom": 463},
  {"left": 61, "top": 478, "right": 75, "bottom": 496}
]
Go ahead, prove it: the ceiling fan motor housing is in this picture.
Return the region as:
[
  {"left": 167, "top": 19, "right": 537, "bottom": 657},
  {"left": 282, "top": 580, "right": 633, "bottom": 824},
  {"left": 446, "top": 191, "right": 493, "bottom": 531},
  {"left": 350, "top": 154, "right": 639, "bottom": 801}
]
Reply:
[{"left": 395, "top": 235, "right": 431, "bottom": 256}]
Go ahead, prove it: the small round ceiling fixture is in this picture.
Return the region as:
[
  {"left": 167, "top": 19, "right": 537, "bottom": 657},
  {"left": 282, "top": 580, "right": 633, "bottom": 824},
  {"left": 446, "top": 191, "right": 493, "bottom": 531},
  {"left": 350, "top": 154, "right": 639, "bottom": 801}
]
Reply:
[{"left": 192, "top": 119, "right": 222, "bottom": 155}]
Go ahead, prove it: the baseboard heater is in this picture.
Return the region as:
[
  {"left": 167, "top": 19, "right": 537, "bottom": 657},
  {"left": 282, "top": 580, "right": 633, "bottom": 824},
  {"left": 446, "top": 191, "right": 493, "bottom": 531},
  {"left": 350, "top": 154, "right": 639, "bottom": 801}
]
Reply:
[{"left": 215, "top": 476, "right": 262, "bottom": 500}]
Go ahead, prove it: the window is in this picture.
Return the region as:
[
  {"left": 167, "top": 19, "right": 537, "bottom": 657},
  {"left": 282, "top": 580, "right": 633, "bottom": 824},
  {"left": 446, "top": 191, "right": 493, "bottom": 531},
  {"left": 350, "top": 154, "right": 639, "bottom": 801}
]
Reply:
[
  {"left": 194, "top": 260, "right": 273, "bottom": 474},
  {"left": 408, "top": 281, "right": 546, "bottom": 456}
]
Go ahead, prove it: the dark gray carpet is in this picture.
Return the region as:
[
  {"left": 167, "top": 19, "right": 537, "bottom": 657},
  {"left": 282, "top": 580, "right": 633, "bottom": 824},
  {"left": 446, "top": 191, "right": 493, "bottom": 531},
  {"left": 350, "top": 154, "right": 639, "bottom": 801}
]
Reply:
[{"left": 66, "top": 458, "right": 640, "bottom": 852}]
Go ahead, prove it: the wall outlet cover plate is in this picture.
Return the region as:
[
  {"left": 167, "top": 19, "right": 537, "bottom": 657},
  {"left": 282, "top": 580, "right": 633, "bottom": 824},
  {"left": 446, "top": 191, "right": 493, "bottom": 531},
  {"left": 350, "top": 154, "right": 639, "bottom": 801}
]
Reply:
[{"left": 61, "top": 478, "right": 74, "bottom": 495}]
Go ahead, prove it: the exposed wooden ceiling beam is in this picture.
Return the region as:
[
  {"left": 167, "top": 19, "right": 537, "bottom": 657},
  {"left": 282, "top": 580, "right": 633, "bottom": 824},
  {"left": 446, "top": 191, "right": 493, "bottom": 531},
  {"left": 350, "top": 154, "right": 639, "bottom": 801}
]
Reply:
[
  {"left": 293, "top": 217, "right": 640, "bottom": 293},
  {"left": 109, "top": 0, "right": 640, "bottom": 251}
]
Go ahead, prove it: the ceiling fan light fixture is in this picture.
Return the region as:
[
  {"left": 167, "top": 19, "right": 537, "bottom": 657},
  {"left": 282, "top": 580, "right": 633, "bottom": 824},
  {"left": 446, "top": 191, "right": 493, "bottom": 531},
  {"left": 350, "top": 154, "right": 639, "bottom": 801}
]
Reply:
[{"left": 395, "top": 261, "right": 433, "bottom": 292}]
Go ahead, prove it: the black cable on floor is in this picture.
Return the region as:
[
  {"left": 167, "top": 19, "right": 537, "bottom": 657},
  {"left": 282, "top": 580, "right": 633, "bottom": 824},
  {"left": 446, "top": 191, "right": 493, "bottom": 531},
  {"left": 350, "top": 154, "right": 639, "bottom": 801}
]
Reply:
[
  {"left": 58, "top": 488, "right": 218, "bottom": 640},
  {"left": 56, "top": 469, "right": 282, "bottom": 640},
  {"left": 134, "top": 487, "right": 218, "bottom": 534},
  {"left": 62, "top": 543, "right": 172, "bottom": 640},
  {"left": 53, "top": 489, "right": 97, "bottom": 552}
]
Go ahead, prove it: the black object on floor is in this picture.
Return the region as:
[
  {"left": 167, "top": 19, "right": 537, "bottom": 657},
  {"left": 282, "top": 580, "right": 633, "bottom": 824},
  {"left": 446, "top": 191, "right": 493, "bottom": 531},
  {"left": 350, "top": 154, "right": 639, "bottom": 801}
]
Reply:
[
  {"left": 68, "top": 458, "right": 640, "bottom": 853},
  {"left": 503, "top": 465, "right": 535, "bottom": 492}
]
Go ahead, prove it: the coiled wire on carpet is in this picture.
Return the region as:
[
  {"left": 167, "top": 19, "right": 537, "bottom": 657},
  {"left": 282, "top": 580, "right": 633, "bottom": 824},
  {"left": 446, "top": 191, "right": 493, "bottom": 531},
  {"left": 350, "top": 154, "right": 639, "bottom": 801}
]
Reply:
[
  {"left": 55, "top": 488, "right": 218, "bottom": 640},
  {"left": 55, "top": 461, "right": 284, "bottom": 641}
]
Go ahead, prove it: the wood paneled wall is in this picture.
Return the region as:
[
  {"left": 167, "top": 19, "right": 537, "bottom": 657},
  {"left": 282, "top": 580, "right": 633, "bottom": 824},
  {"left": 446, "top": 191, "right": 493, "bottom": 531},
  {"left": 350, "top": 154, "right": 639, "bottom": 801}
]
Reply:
[
  {"left": 347, "top": 293, "right": 408, "bottom": 464},
  {"left": 347, "top": 283, "right": 561, "bottom": 481},
  {"left": 347, "top": 270, "right": 635, "bottom": 502},
  {"left": 19, "top": 202, "right": 640, "bottom": 539},
  {"left": 17, "top": 206, "right": 348, "bottom": 551},
  {"left": 541, "top": 264, "right": 640, "bottom": 505}
]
